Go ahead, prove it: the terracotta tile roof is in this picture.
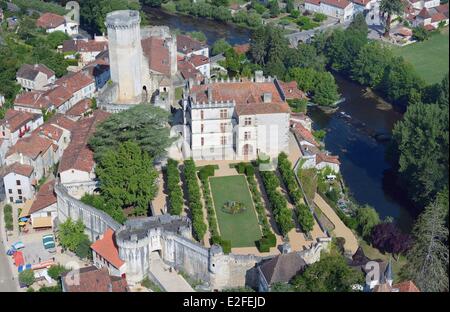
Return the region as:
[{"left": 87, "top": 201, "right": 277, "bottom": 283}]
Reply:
[
  {"left": 62, "top": 39, "right": 108, "bottom": 53},
  {"left": 424, "top": 24, "right": 436, "bottom": 31},
  {"left": 66, "top": 99, "right": 92, "bottom": 117},
  {"left": 33, "top": 123, "right": 64, "bottom": 141},
  {"left": 321, "top": 0, "right": 351, "bottom": 9},
  {"left": 291, "top": 122, "right": 320, "bottom": 147},
  {"left": 189, "top": 54, "right": 209, "bottom": 67},
  {"left": 352, "top": 0, "right": 370, "bottom": 5},
  {"left": 3, "top": 162, "right": 34, "bottom": 177},
  {"left": 36, "top": 13, "right": 65, "bottom": 29},
  {"left": 418, "top": 8, "right": 431, "bottom": 18},
  {"left": 6, "top": 134, "right": 53, "bottom": 160},
  {"left": 392, "top": 280, "right": 420, "bottom": 292},
  {"left": 178, "top": 59, "right": 203, "bottom": 81},
  {"left": 91, "top": 228, "right": 125, "bottom": 269},
  {"left": 16, "top": 64, "right": 55, "bottom": 80},
  {"left": 141, "top": 37, "right": 171, "bottom": 76},
  {"left": 58, "top": 110, "right": 110, "bottom": 174},
  {"left": 260, "top": 253, "right": 307, "bottom": 285},
  {"left": 61, "top": 266, "right": 128, "bottom": 292},
  {"left": 233, "top": 43, "right": 250, "bottom": 55},
  {"left": 305, "top": 0, "right": 321, "bottom": 5},
  {"left": 177, "top": 34, "right": 207, "bottom": 54},
  {"left": 14, "top": 91, "right": 52, "bottom": 110},
  {"left": 316, "top": 152, "right": 341, "bottom": 165},
  {"left": 436, "top": 4, "right": 449, "bottom": 16},
  {"left": 279, "top": 81, "right": 306, "bottom": 100},
  {"left": 48, "top": 114, "right": 77, "bottom": 132},
  {"left": 396, "top": 27, "right": 413, "bottom": 37},
  {"left": 431, "top": 12, "right": 447, "bottom": 22},
  {"left": 191, "top": 81, "right": 291, "bottom": 116},
  {"left": 29, "top": 180, "right": 56, "bottom": 214},
  {"left": 0, "top": 109, "right": 40, "bottom": 133},
  {"left": 54, "top": 71, "right": 95, "bottom": 95}
]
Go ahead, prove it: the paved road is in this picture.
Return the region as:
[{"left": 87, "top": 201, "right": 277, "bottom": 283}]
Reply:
[
  {"left": 0, "top": 206, "right": 18, "bottom": 292},
  {"left": 149, "top": 253, "right": 193, "bottom": 292},
  {"left": 313, "top": 194, "right": 358, "bottom": 256}
]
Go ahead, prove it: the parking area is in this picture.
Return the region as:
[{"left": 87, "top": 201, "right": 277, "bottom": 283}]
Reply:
[{"left": 12, "top": 230, "right": 55, "bottom": 265}]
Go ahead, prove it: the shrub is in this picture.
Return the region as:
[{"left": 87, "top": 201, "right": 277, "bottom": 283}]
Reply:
[
  {"left": 257, "top": 238, "right": 271, "bottom": 252},
  {"left": 198, "top": 165, "right": 215, "bottom": 180},
  {"left": 244, "top": 164, "right": 255, "bottom": 176},
  {"left": 313, "top": 13, "right": 327, "bottom": 23},
  {"left": 236, "top": 162, "right": 246, "bottom": 174},
  {"left": 47, "top": 265, "right": 68, "bottom": 281},
  {"left": 166, "top": 159, "right": 184, "bottom": 215},
  {"left": 19, "top": 269, "right": 35, "bottom": 287}
]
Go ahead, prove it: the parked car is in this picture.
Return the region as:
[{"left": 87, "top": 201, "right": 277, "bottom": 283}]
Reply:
[
  {"left": 11, "top": 241, "right": 25, "bottom": 250},
  {"left": 42, "top": 234, "right": 56, "bottom": 253}
]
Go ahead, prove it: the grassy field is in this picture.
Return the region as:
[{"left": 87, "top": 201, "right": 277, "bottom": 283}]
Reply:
[
  {"left": 393, "top": 28, "right": 449, "bottom": 84},
  {"left": 209, "top": 175, "right": 262, "bottom": 247}
]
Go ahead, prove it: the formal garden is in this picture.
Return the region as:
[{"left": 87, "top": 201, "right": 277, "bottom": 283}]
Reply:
[{"left": 209, "top": 175, "right": 262, "bottom": 248}]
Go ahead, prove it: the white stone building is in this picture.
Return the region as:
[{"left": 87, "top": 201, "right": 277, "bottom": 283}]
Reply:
[
  {"left": 305, "top": 0, "right": 355, "bottom": 22},
  {"left": 181, "top": 72, "right": 298, "bottom": 160},
  {"left": 16, "top": 64, "right": 56, "bottom": 92},
  {"left": 29, "top": 180, "right": 58, "bottom": 229},
  {"left": 0, "top": 109, "right": 44, "bottom": 147},
  {"left": 91, "top": 228, "right": 127, "bottom": 278},
  {"left": 2, "top": 162, "right": 35, "bottom": 203},
  {"left": 177, "top": 34, "right": 209, "bottom": 58},
  {"left": 36, "top": 12, "right": 78, "bottom": 36}
]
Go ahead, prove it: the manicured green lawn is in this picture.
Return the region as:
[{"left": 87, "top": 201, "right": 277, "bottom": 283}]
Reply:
[
  {"left": 392, "top": 28, "right": 449, "bottom": 84},
  {"left": 209, "top": 175, "right": 262, "bottom": 248}
]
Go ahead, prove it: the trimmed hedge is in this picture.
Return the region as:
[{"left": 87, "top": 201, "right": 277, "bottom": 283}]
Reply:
[
  {"left": 278, "top": 153, "right": 314, "bottom": 233},
  {"left": 3, "top": 204, "right": 13, "bottom": 231},
  {"left": 260, "top": 170, "right": 294, "bottom": 236},
  {"left": 183, "top": 159, "right": 207, "bottom": 241},
  {"left": 166, "top": 159, "right": 184, "bottom": 216},
  {"left": 198, "top": 165, "right": 216, "bottom": 181}
]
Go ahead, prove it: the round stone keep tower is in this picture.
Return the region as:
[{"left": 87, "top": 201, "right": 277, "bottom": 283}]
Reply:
[{"left": 106, "top": 10, "right": 144, "bottom": 104}]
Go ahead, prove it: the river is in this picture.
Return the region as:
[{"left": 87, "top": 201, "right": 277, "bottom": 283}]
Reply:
[{"left": 142, "top": 7, "right": 414, "bottom": 229}]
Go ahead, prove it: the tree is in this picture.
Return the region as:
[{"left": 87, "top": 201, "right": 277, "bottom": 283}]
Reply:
[
  {"left": 351, "top": 41, "right": 393, "bottom": 88},
  {"left": 268, "top": 0, "right": 280, "bottom": 17},
  {"left": 371, "top": 222, "right": 412, "bottom": 257},
  {"left": 412, "top": 26, "right": 430, "bottom": 41},
  {"left": 380, "top": 0, "right": 404, "bottom": 37},
  {"left": 89, "top": 104, "right": 172, "bottom": 161},
  {"left": 312, "top": 71, "right": 340, "bottom": 106},
  {"left": 401, "top": 191, "right": 449, "bottom": 292},
  {"left": 392, "top": 101, "right": 448, "bottom": 206},
  {"left": 287, "top": 67, "right": 318, "bottom": 94},
  {"left": 58, "top": 218, "right": 90, "bottom": 253},
  {"left": 292, "top": 253, "right": 364, "bottom": 292},
  {"left": 46, "top": 31, "right": 70, "bottom": 49},
  {"left": 96, "top": 141, "right": 158, "bottom": 218},
  {"left": 285, "top": 0, "right": 295, "bottom": 13},
  {"left": 19, "top": 269, "right": 35, "bottom": 287},
  {"left": 355, "top": 205, "right": 380, "bottom": 239},
  {"left": 211, "top": 39, "right": 232, "bottom": 56},
  {"left": 47, "top": 265, "right": 69, "bottom": 281}
]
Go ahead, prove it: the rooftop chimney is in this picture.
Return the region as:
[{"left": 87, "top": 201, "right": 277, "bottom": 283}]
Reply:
[
  {"left": 255, "top": 70, "right": 264, "bottom": 83},
  {"left": 207, "top": 86, "right": 213, "bottom": 103}
]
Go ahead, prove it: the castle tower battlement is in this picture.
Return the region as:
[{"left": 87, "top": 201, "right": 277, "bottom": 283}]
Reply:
[{"left": 106, "top": 10, "right": 144, "bottom": 104}]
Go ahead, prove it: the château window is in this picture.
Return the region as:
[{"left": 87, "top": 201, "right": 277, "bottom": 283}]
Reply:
[
  {"left": 201, "top": 137, "right": 204, "bottom": 146},
  {"left": 220, "top": 123, "right": 226, "bottom": 133},
  {"left": 16, "top": 180, "right": 21, "bottom": 186},
  {"left": 201, "top": 124, "right": 204, "bottom": 133},
  {"left": 221, "top": 136, "right": 227, "bottom": 145},
  {"left": 244, "top": 131, "right": 251, "bottom": 140},
  {"left": 220, "top": 109, "right": 228, "bottom": 119},
  {"left": 244, "top": 117, "right": 252, "bottom": 126},
  {"left": 200, "top": 110, "right": 204, "bottom": 120}
]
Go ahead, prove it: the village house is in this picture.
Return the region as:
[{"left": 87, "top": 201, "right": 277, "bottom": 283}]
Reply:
[
  {"left": 411, "top": 4, "right": 449, "bottom": 30},
  {"left": 32, "top": 122, "right": 71, "bottom": 159},
  {"left": 409, "top": 0, "right": 441, "bottom": 12},
  {"left": 4, "top": 134, "right": 57, "bottom": 183},
  {"left": 14, "top": 71, "right": 96, "bottom": 114},
  {"left": 177, "top": 34, "right": 209, "bottom": 58},
  {"left": 0, "top": 138, "right": 8, "bottom": 166},
  {"left": 0, "top": 109, "right": 44, "bottom": 147},
  {"left": 182, "top": 71, "right": 297, "bottom": 160},
  {"left": 304, "top": 0, "right": 355, "bottom": 22},
  {"left": 257, "top": 252, "right": 307, "bottom": 292},
  {"left": 62, "top": 36, "right": 108, "bottom": 66},
  {"left": 61, "top": 266, "right": 129, "bottom": 292},
  {"left": 16, "top": 64, "right": 56, "bottom": 92},
  {"left": 65, "top": 98, "right": 94, "bottom": 120},
  {"left": 82, "top": 60, "right": 111, "bottom": 91},
  {"left": 28, "top": 180, "right": 58, "bottom": 230},
  {"left": 1, "top": 162, "right": 35, "bottom": 204},
  {"left": 188, "top": 54, "right": 210, "bottom": 78},
  {"left": 91, "top": 228, "right": 127, "bottom": 278},
  {"left": 58, "top": 110, "right": 110, "bottom": 198},
  {"left": 36, "top": 12, "right": 79, "bottom": 36},
  {"left": 177, "top": 57, "right": 204, "bottom": 83},
  {"left": 352, "top": 0, "right": 377, "bottom": 13}
]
